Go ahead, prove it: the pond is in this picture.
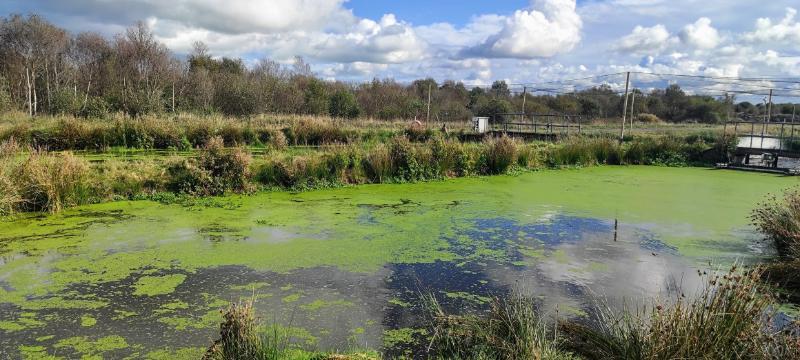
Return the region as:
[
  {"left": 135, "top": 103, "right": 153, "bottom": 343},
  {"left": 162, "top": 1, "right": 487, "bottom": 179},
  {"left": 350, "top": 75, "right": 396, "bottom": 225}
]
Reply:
[{"left": 0, "top": 166, "right": 794, "bottom": 358}]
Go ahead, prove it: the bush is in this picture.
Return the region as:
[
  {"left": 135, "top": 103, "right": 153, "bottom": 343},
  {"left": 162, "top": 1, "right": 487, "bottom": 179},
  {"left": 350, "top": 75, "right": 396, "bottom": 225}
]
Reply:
[
  {"left": 637, "top": 113, "right": 662, "bottom": 123},
  {"left": 80, "top": 96, "right": 109, "bottom": 119},
  {"left": 480, "top": 136, "right": 517, "bottom": 174},
  {"left": 362, "top": 143, "right": 391, "bottom": 183},
  {"left": 204, "top": 300, "right": 266, "bottom": 360},
  {"left": 751, "top": 189, "right": 800, "bottom": 259},
  {"left": 167, "top": 137, "right": 251, "bottom": 195},
  {"left": 254, "top": 159, "right": 293, "bottom": 188},
  {"left": 427, "top": 293, "right": 576, "bottom": 360},
  {"left": 49, "top": 89, "right": 82, "bottom": 116},
  {"left": 562, "top": 265, "right": 797, "bottom": 359},
  {"left": 11, "top": 150, "right": 90, "bottom": 213},
  {"left": 287, "top": 118, "right": 353, "bottom": 145},
  {"left": 389, "top": 136, "right": 425, "bottom": 181}
]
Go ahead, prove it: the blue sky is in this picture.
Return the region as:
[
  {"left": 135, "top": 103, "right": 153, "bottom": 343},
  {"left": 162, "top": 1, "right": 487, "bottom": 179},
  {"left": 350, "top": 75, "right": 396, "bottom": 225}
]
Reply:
[
  {"left": 2, "top": 0, "right": 799, "bottom": 97},
  {"left": 346, "top": 0, "right": 530, "bottom": 26}
]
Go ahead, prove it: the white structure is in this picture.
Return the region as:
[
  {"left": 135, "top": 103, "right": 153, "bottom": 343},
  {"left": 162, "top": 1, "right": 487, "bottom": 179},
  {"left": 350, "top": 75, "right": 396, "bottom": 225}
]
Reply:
[{"left": 473, "top": 117, "right": 489, "bottom": 134}]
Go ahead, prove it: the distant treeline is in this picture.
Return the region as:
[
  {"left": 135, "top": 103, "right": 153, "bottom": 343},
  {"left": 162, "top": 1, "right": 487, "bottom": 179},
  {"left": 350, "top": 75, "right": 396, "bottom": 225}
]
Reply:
[{"left": 0, "top": 14, "right": 797, "bottom": 122}]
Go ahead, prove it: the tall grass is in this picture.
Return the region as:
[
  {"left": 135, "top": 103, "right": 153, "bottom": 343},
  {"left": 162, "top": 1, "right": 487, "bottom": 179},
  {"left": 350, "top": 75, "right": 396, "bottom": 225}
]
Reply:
[
  {"left": 0, "top": 139, "right": 92, "bottom": 214},
  {"left": 561, "top": 265, "right": 799, "bottom": 359},
  {"left": 751, "top": 188, "right": 800, "bottom": 303},
  {"left": 427, "top": 293, "right": 576, "bottom": 360},
  {"left": 752, "top": 188, "right": 800, "bottom": 259}
]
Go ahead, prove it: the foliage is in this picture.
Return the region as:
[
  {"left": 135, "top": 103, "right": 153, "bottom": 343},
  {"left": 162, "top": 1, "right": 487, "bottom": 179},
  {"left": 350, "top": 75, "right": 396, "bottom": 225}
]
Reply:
[
  {"left": 562, "top": 265, "right": 800, "bottom": 360},
  {"left": 167, "top": 137, "right": 251, "bottom": 195},
  {"left": 751, "top": 188, "right": 800, "bottom": 259},
  {"left": 480, "top": 136, "right": 518, "bottom": 174},
  {"left": 329, "top": 90, "right": 361, "bottom": 119},
  {"left": 427, "top": 293, "right": 576, "bottom": 360}
]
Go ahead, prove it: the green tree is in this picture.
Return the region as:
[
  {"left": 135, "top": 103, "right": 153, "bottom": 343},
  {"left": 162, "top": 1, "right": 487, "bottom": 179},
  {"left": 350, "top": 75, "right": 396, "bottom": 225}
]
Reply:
[
  {"left": 329, "top": 90, "right": 360, "bottom": 119},
  {"left": 303, "top": 78, "right": 329, "bottom": 115}
]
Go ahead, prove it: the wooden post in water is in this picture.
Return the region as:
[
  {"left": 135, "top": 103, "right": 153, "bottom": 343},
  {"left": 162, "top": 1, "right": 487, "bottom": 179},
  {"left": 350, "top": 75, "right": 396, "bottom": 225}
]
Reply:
[{"left": 620, "top": 72, "right": 630, "bottom": 142}]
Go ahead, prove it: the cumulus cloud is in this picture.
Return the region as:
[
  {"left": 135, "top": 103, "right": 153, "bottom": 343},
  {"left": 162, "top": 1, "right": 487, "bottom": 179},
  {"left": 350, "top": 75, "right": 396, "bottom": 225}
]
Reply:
[
  {"left": 295, "top": 15, "right": 427, "bottom": 64},
  {"left": 744, "top": 7, "right": 800, "bottom": 46},
  {"left": 6, "top": 0, "right": 354, "bottom": 34},
  {"left": 615, "top": 24, "right": 674, "bottom": 54},
  {"left": 462, "top": 0, "right": 582, "bottom": 59},
  {"left": 680, "top": 17, "right": 720, "bottom": 49}
]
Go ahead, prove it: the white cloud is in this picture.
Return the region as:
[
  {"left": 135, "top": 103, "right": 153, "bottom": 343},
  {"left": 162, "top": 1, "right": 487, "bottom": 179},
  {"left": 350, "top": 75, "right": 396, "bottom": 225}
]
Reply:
[
  {"left": 462, "top": 0, "right": 582, "bottom": 59},
  {"left": 680, "top": 17, "right": 720, "bottom": 49},
  {"left": 744, "top": 7, "right": 800, "bottom": 46},
  {"left": 615, "top": 24, "right": 674, "bottom": 54}
]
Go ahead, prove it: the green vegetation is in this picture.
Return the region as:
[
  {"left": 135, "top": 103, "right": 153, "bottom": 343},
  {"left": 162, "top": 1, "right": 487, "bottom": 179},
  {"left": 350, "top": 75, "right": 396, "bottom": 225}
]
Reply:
[
  {"left": 427, "top": 293, "right": 576, "bottom": 359},
  {"left": 0, "top": 117, "right": 737, "bottom": 216},
  {"left": 752, "top": 189, "right": 800, "bottom": 303}
]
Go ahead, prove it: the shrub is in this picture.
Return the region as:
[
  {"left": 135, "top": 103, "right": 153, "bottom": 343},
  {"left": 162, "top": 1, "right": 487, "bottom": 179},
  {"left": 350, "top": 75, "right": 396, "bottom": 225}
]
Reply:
[
  {"left": 637, "top": 113, "right": 662, "bottom": 123},
  {"left": 405, "top": 126, "right": 435, "bottom": 142},
  {"left": 751, "top": 188, "right": 800, "bottom": 259},
  {"left": 50, "top": 89, "right": 82, "bottom": 116},
  {"left": 168, "top": 137, "right": 251, "bottom": 195},
  {"left": 427, "top": 293, "right": 576, "bottom": 360},
  {"left": 204, "top": 300, "right": 266, "bottom": 360},
  {"left": 80, "top": 96, "right": 109, "bottom": 119},
  {"left": 389, "top": 136, "right": 425, "bottom": 181},
  {"left": 562, "top": 265, "right": 797, "bottom": 359},
  {"left": 12, "top": 150, "right": 90, "bottom": 213},
  {"left": 362, "top": 143, "right": 391, "bottom": 183},
  {"left": 480, "top": 136, "right": 517, "bottom": 174},
  {"left": 254, "top": 159, "right": 293, "bottom": 188},
  {"left": 287, "top": 118, "right": 353, "bottom": 146}
]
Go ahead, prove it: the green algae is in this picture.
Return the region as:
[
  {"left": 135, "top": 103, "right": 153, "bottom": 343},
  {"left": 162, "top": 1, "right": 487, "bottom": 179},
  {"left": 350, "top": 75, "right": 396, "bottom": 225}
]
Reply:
[
  {"left": 53, "top": 335, "right": 128, "bottom": 358},
  {"left": 300, "top": 299, "right": 354, "bottom": 311},
  {"left": 0, "top": 320, "right": 25, "bottom": 332},
  {"left": 18, "top": 345, "right": 58, "bottom": 360},
  {"left": 383, "top": 328, "right": 427, "bottom": 348},
  {"left": 145, "top": 347, "right": 205, "bottom": 360},
  {"left": 132, "top": 274, "right": 187, "bottom": 296},
  {"left": 158, "top": 309, "right": 221, "bottom": 331},
  {"left": 80, "top": 315, "right": 96, "bottom": 327},
  {"left": 282, "top": 293, "right": 303, "bottom": 303}
]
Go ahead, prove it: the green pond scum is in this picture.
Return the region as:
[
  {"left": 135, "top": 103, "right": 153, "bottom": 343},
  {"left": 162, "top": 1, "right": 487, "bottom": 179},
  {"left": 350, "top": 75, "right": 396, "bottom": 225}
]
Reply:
[{"left": 0, "top": 166, "right": 794, "bottom": 357}]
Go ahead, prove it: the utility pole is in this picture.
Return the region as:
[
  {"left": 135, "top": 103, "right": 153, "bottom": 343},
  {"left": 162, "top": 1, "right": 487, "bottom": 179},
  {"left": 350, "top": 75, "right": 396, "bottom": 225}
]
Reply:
[
  {"left": 426, "top": 82, "right": 432, "bottom": 124},
  {"left": 767, "top": 89, "right": 773, "bottom": 123},
  {"left": 522, "top": 86, "right": 527, "bottom": 115},
  {"left": 620, "top": 72, "right": 630, "bottom": 142},
  {"left": 629, "top": 91, "right": 636, "bottom": 131}
]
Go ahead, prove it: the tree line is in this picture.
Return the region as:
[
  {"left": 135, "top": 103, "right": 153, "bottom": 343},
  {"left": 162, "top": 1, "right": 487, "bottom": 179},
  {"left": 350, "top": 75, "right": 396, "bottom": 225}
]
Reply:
[{"left": 0, "top": 14, "right": 796, "bottom": 123}]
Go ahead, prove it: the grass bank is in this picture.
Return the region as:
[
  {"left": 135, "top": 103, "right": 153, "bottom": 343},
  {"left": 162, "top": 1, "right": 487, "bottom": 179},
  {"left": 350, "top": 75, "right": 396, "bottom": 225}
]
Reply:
[{"left": 0, "top": 129, "right": 734, "bottom": 216}]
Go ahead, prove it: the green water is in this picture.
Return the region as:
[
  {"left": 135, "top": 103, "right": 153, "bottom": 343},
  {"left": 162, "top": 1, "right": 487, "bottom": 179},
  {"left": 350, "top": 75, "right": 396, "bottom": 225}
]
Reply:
[{"left": 0, "top": 166, "right": 794, "bottom": 358}]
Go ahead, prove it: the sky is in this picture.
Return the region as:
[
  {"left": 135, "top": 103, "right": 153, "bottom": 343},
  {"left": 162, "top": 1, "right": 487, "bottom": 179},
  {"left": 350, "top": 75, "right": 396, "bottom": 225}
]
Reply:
[{"left": 3, "top": 0, "right": 800, "bottom": 93}]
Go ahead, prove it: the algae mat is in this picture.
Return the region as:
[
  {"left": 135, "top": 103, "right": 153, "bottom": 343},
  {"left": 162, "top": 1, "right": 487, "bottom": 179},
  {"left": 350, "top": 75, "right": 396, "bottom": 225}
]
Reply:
[{"left": 0, "top": 166, "right": 794, "bottom": 358}]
